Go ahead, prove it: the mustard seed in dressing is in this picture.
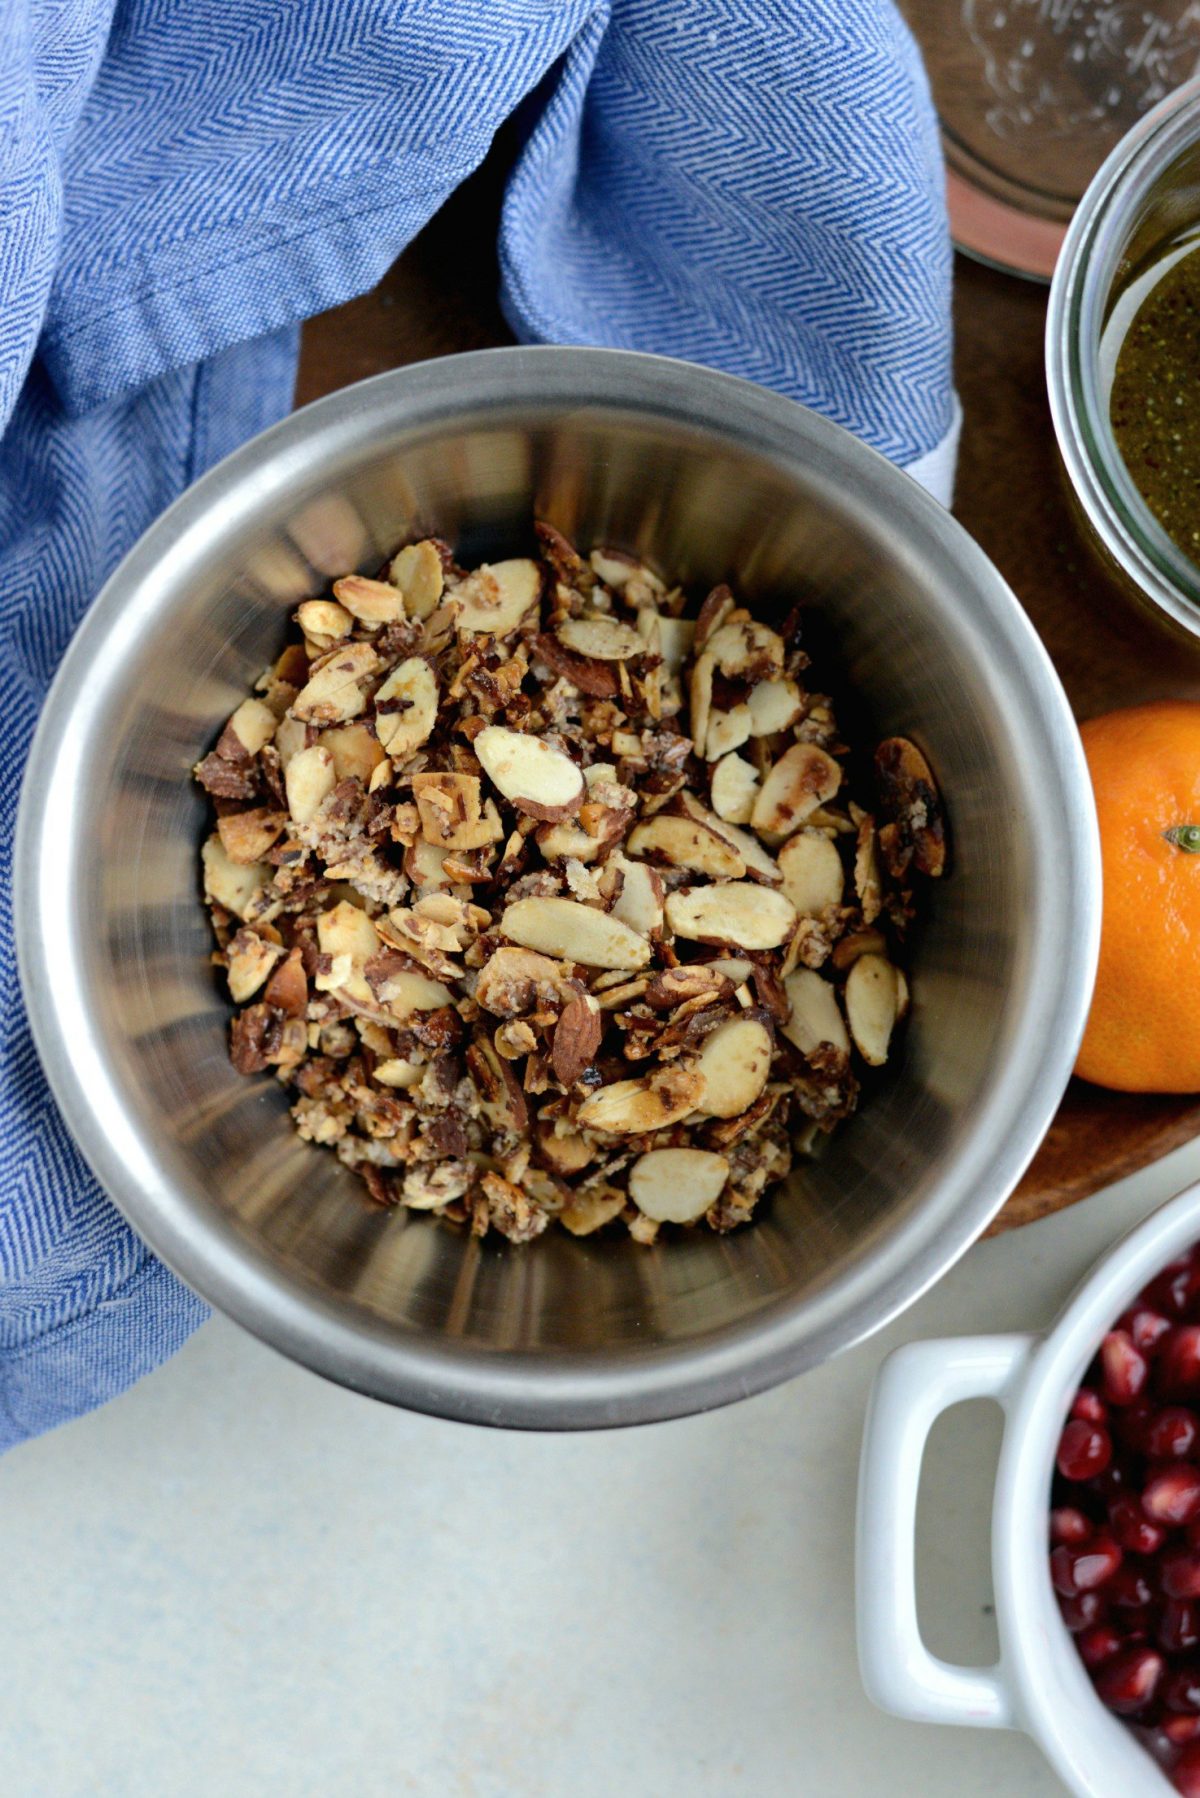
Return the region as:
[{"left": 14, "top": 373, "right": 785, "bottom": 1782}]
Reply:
[{"left": 1110, "top": 245, "right": 1200, "bottom": 565}]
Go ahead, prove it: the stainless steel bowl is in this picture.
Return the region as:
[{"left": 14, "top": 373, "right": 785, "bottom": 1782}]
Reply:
[{"left": 14, "top": 346, "right": 1100, "bottom": 1429}]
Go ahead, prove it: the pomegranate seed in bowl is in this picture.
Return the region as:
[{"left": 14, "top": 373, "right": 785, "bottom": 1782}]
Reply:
[
  {"left": 1058, "top": 1418, "right": 1113, "bottom": 1481},
  {"left": 1103, "top": 1330, "right": 1150, "bottom": 1405}
]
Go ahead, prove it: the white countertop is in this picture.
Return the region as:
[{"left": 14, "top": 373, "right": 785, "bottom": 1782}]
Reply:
[{"left": 11, "top": 1138, "right": 1200, "bottom": 1798}]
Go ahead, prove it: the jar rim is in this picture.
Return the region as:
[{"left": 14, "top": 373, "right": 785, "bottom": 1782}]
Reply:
[{"left": 1046, "top": 75, "right": 1200, "bottom": 637}]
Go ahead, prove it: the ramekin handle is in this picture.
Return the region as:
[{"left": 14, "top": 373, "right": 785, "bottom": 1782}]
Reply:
[{"left": 856, "top": 1333, "right": 1036, "bottom": 1730}]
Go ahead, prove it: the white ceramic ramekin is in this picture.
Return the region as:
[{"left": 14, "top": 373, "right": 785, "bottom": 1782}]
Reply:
[{"left": 857, "top": 1181, "right": 1200, "bottom": 1796}]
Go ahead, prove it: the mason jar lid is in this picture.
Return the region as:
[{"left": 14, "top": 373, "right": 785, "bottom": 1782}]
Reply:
[{"left": 898, "top": 0, "right": 1200, "bottom": 279}]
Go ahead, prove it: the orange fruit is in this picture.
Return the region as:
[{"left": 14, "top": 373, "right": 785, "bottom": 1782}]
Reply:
[{"left": 1078, "top": 699, "right": 1200, "bottom": 1092}]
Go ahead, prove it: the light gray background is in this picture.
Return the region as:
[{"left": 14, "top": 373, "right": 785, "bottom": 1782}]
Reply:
[{"left": 12, "top": 1139, "right": 1200, "bottom": 1797}]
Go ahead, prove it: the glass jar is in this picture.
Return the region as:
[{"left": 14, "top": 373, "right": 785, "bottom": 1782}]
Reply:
[{"left": 1047, "top": 75, "right": 1200, "bottom": 638}]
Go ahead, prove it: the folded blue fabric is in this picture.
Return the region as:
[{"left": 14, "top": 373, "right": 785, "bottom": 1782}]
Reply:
[{"left": 0, "top": 0, "right": 954, "bottom": 1450}]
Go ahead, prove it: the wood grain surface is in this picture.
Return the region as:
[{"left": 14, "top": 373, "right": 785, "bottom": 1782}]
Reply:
[{"left": 297, "top": 156, "right": 1200, "bottom": 1233}]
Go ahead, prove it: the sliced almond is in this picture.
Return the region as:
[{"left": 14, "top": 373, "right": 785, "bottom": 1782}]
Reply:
[
  {"left": 779, "top": 830, "right": 845, "bottom": 916},
  {"left": 628, "top": 1147, "right": 729, "bottom": 1223},
  {"left": 332, "top": 574, "right": 405, "bottom": 627},
  {"left": 316, "top": 901, "right": 380, "bottom": 1006},
  {"left": 677, "top": 792, "right": 781, "bottom": 886},
  {"left": 845, "top": 954, "right": 900, "bottom": 1066},
  {"left": 551, "top": 992, "right": 603, "bottom": 1086},
  {"left": 297, "top": 599, "right": 353, "bottom": 648},
  {"left": 217, "top": 808, "right": 287, "bottom": 865},
  {"left": 537, "top": 820, "right": 605, "bottom": 864},
  {"left": 556, "top": 615, "right": 646, "bottom": 661},
  {"left": 537, "top": 1122, "right": 594, "bottom": 1176},
  {"left": 273, "top": 713, "right": 308, "bottom": 771},
  {"left": 705, "top": 705, "right": 752, "bottom": 762},
  {"left": 560, "top": 1186, "right": 627, "bottom": 1237},
  {"left": 455, "top": 558, "right": 541, "bottom": 636},
  {"left": 475, "top": 945, "right": 575, "bottom": 1015},
  {"left": 702, "top": 955, "right": 754, "bottom": 986},
  {"left": 750, "top": 745, "right": 842, "bottom": 843},
  {"left": 665, "top": 883, "right": 796, "bottom": 950},
  {"left": 576, "top": 1064, "right": 705, "bottom": 1135},
  {"left": 657, "top": 616, "right": 695, "bottom": 674},
  {"left": 285, "top": 744, "right": 337, "bottom": 826},
  {"left": 291, "top": 641, "right": 379, "bottom": 724},
  {"left": 474, "top": 724, "right": 584, "bottom": 821},
  {"left": 372, "top": 966, "right": 455, "bottom": 1021},
  {"left": 412, "top": 772, "right": 488, "bottom": 849},
  {"left": 688, "top": 653, "right": 714, "bottom": 756},
  {"left": 589, "top": 548, "right": 665, "bottom": 593},
  {"left": 710, "top": 753, "right": 760, "bottom": 824},
  {"left": 466, "top": 1035, "right": 529, "bottom": 1133},
  {"left": 404, "top": 838, "right": 451, "bottom": 891},
  {"left": 626, "top": 814, "right": 744, "bottom": 879},
  {"left": 853, "top": 816, "right": 883, "bottom": 924},
  {"left": 318, "top": 722, "right": 386, "bottom": 786},
  {"left": 389, "top": 540, "right": 445, "bottom": 620},
  {"left": 373, "top": 656, "right": 438, "bottom": 760},
  {"left": 704, "top": 617, "right": 784, "bottom": 680},
  {"left": 695, "top": 585, "right": 736, "bottom": 647},
  {"left": 748, "top": 677, "right": 804, "bottom": 737},
  {"left": 373, "top": 1057, "right": 425, "bottom": 1089},
  {"left": 500, "top": 896, "right": 652, "bottom": 970},
  {"left": 609, "top": 855, "right": 665, "bottom": 937},
  {"left": 202, "top": 834, "right": 268, "bottom": 920},
  {"left": 874, "top": 736, "right": 946, "bottom": 878},
  {"left": 225, "top": 929, "right": 284, "bottom": 1004},
  {"left": 224, "top": 697, "right": 278, "bottom": 757},
  {"left": 693, "top": 1016, "right": 773, "bottom": 1119},
  {"left": 781, "top": 969, "right": 850, "bottom": 1058}
]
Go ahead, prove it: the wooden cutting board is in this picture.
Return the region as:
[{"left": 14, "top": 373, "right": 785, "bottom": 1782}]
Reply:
[{"left": 295, "top": 158, "right": 1200, "bottom": 1234}]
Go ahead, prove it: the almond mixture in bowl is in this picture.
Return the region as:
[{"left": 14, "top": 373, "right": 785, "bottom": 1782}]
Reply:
[{"left": 196, "top": 522, "right": 945, "bottom": 1244}]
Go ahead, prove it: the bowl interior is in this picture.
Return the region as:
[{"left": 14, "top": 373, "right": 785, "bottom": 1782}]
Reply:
[{"left": 20, "top": 350, "right": 1096, "bottom": 1424}]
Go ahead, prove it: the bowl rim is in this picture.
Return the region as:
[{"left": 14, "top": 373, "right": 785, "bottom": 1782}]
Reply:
[{"left": 13, "top": 343, "right": 1102, "bottom": 1428}]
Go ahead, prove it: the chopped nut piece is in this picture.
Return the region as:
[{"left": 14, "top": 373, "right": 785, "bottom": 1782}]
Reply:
[
  {"left": 474, "top": 724, "right": 584, "bottom": 821},
  {"left": 560, "top": 1186, "right": 626, "bottom": 1236},
  {"left": 501, "top": 896, "right": 652, "bottom": 970},
  {"left": 202, "top": 834, "right": 269, "bottom": 920},
  {"left": 629, "top": 1148, "right": 729, "bottom": 1223},
  {"left": 286, "top": 744, "right": 337, "bottom": 826},
  {"left": 475, "top": 945, "right": 575, "bottom": 1015},
  {"left": 844, "top": 954, "right": 900, "bottom": 1066},
  {"left": 217, "top": 807, "right": 287, "bottom": 865},
  {"left": 705, "top": 705, "right": 753, "bottom": 761},
  {"left": 225, "top": 929, "right": 284, "bottom": 1004},
  {"left": 318, "top": 722, "right": 386, "bottom": 786},
  {"left": 455, "top": 558, "right": 541, "bottom": 635},
  {"left": 665, "top": 883, "right": 797, "bottom": 951},
  {"left": 705, "top": 617, "right": 784, "bottom": 681},
  {"left": 608, "top": 855, "right": 665, "bottom": 938},
  {"left": 223, "top": 697, "right": 278, "bottom": 758},
  {"left": 874, "top": 736, "right": 947, "bottom": 879},
  {"left": 688, "top": 653, "right": 714, "bottom": 755}
]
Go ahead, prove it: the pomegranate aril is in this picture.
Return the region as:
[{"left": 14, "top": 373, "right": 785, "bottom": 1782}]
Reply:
[
  {"left": 1102, "top": 1330, "right": 1149, "bottom": 1405},
  {"left": 1058, "top": 1418, "right": 1113, "bottom": 1482},
  {"left": 1162, "top": 1600, "right": 1200, "bottom": 1654},
  {"left": 1072, "top": 1536, "right": 1123, "bottom": 1591},
  {"left": 1176, "top": 1744, "right": 1200, "bottom": 1798},
  {"left": 1071, "top": 1387, "right": 1109, "bottom": 1425},
  {"left": 1058, "top": 1589, "right": 1106, "bottom": 1631},
  {"left": 1166, "top": 1666, "right": 1200, "bottom": 1715},
  {"left": 1163, "top": 1550, "right": 1200, "bottom": 1600},
  {"left": 1077, "top": 1623, "right": 1123, "bottom": 1668},
  {"left": 1124, "top": 1305, "right": 1173, "bottom": 1352},
  {"left": 1110, "top": 1495, "right": 1167, "bottom": 1556},
  {"left": 1164, "top": 1715, "right": 1200, "bottom": 1746},
  {"left": 1051, "top": 1506, "right": 1092, "bottom": 1546},
  {"left": 1147, "top": 1263, "right": 1197, "bottom": 1319},
  {"left": 1143, "top": 1407, "right": 1200, "bottom": 1461},
  {"left": 1094, "top": 1645, "right": 1165, "bottom": 1714},
  {"left": 1146, "top": 1465, "right": 1200, "bottom": 1527},
  {"left": 1160, "top": 1327, "right": 1200, "bottom": 1398},
  {"left": 1110, "top": 1564, "right": 1155, "bottom": 1609}
]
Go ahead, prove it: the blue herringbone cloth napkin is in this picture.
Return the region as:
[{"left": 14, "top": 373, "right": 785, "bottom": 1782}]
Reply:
[{"left": 0, "top": 0, "right": 954, "bottom": 1450}]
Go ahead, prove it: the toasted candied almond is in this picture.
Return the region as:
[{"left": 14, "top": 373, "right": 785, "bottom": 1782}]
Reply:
[
  {"left": 291, "top": 641, "right": 379, "bottom": 724},
  {"left": 677, "top": 791, "right": 781, "bottom": 885},
  {"left": 845, "top": 954, "right": 901, "bottom": 1066},
  {"left": 537, "top": 1122, "right": 595, "bottom": 1176},
  {"left": 388, "top": 540, "right": 445, "bottom": 620},
  {"left": 556, "top": 615, "right": 646, "bottom": 662},
  {"left": 285, "top": 744, "right": 336, "bottom": 825},
  {"left": 831, "top": 928, "right": 887, "bottom": 971},
  {"left": 695, "top": 584, "right": 736, "bottom": 646},
  {"left": 412, "top": 772, "right": 485, "bottom": 849},
  {"left": 474, "top": 724, "right": 584, "bottom": 821},
  {"left": 874, "top": 736, "right": 946, "bottom": 877},
  {"left": 373, "top": 1057, "right": 425, "bottom": 1089},
  {"left": 665, "top": 882, "right": 796, "bottom": 950},
  {"left": 538, "top": 820, "right": 605, "bottom": 863},
  {"left": 218, "top": 807, "right": 286, "bottom": 865},
  {"left": 202, "top": 834, "right": 269, "bottom": 919},
  {"left": 693, "top": 1016, "right": 773, "bottom": 1119},
  {"left": 373, "top": 656, "right": 438, "bottom": 759},
  {"left": 224, "top": 697, "right": 278, "bottom": 757},
  {"left": 317, "top": 722, "right": 386, "bottom": 786},
  {"left": 705, "top": 705, "right": 752, "bottom": 762},
  {"left": 467, "top": 1035, "right": 529, "bottom": 1133},
  {"left": 711, "top": 752, "right": 760, "bottom": 824},
  {"left": 475, "top": 944, "right": 575, "bottom": 1015},
  {"left": 689, "top": 653, "right": 714, "bottom": 755},
  {"left": 552, "top": 992, "right": 603, "bottom": 1086},
  {"left": 404, "top": 837, "right": 451, "bottom": 891},
  {"left": 589, "top": 548, "right": 665, "bottom": 593},
  {"left": 273, "top": 713, "right": 308, "bottom": 771},
  {"left": 375, "top": 969, "right": 455, "bottom": 1021},
  {"left": 751, "top": 744, "right": 842, "bottom": 842},
  {"left": 629, "top": 1147, "right": 729, "bottom": 1223},
  {"left": 559, "top": 1186, "right": 625, "bottom": 1237},
  {"left": 748, "top": 676, "right": 804, "bottom": 737},
  {"left": 778, "top": 829, "right": 844, "bottom": 916},
  {"left": 853, "top": 817, "right": 883, "bottom": 924},
  {"left": 657, "top": 616, "right": 695, "bottom": 674},
  {"left": 455, "top": 558, "right": 541, "bottom": 635},
  {"left": 609, "top": 855, "right": 665, "bottom": 937},
  {"left": 332, "top": 574, "right": 405, "bottom": 626},
  {"left": 316, "top": 901, "right": 380, "bottom": 1005},
  {"left": 403, "top": 1162, "right": 472, "bottom": 1211},
  {"left": 225, "top": 929, "right": 284, "bottom": 1004},
  {"left": 704, "top": 617, "right": 784, "bottom": 680},
  {"left": 297, "top": 599, "right": 353, "bottom": 648},
  {"left": 781, "top": 968, "right": 850, "bottom": 1058},
  {"left": 577, "top": 1064, "right": 705, "bottom": 1135},
  {"left": 501, "top": 896, "right": 652, "bottom": 970},
  {"left": 703, "top": 955, "right": 755, "bottom": 986},
  {"left": 626, "top": 814, "right": 745, "bottom": 879}
]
